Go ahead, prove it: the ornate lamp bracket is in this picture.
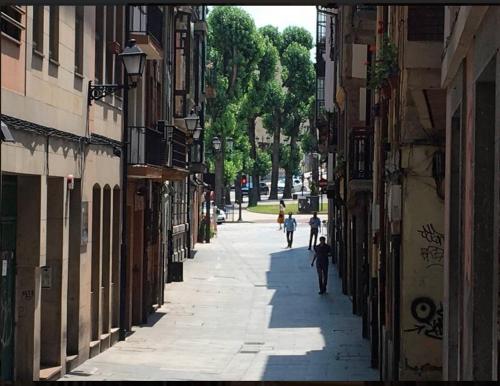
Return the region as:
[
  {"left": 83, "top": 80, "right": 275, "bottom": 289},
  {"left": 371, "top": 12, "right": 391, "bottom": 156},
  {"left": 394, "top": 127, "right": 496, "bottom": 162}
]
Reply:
[{"left": 87, "top": 81, "right": 137, "bottom": 105}]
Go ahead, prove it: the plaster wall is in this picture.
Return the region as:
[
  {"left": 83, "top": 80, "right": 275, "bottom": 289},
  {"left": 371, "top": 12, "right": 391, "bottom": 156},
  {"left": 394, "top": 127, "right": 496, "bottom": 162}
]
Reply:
[{"left": 399, "top": 144, "right": 444, "bottom": 380}]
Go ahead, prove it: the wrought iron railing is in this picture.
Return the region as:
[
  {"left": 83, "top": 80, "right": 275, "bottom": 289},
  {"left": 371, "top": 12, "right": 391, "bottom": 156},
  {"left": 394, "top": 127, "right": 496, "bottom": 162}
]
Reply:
[
  {"left": 130, "top": 5, "right": 163, "bottom": 48},
  {"left": 128, "top": 126, "right": 166, "bottom": 166},
  {"left": 349, "top": 128, "right": 373, "bottom": 179}
]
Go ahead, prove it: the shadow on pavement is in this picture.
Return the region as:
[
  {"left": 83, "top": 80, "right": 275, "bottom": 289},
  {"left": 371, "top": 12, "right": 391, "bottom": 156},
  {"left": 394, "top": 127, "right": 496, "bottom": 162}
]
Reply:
[{"left": 262, "top": 246, "right": 376, "bottom": 381}]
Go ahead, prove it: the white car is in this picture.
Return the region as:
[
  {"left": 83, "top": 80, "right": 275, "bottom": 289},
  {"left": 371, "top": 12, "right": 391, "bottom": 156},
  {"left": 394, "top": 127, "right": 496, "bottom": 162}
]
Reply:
[{"left": 216, "top": 208, "right": 226, "bottom": 224}]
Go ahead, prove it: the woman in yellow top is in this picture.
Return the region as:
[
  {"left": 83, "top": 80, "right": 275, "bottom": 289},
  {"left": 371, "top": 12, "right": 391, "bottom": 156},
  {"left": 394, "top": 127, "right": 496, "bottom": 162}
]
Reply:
[{"left": 277, "top": 199, "right": 286, "bottom": 230}]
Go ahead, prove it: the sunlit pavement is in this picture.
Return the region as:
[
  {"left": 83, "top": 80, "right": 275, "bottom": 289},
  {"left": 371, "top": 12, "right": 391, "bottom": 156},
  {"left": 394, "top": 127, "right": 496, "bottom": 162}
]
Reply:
[{"left": 62, "top": 219, "right": 379, "bottom": 381}]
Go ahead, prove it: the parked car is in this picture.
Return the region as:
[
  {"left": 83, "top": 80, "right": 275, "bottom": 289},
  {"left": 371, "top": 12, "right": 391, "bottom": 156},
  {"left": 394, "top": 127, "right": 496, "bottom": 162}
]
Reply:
[
  {"left": 277, "top": 178, "right": 304, "bottom": 193},
  {"left": 241, "top": 182, "right": 269, "bottom": 196},
  {"left": 216, "top": 208, "right": 226, "bottom": 224}
]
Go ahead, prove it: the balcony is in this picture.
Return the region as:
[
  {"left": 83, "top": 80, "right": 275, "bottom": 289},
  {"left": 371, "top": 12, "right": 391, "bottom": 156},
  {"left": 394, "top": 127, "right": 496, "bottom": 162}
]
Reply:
[
  {"left": 130, "top": 6, "right": 163, "bottom": 60},
  {"left": 128, "top": 126, "right": 167, "bottom": 167},
  {"left": 128, "top": 125, "right": 188, "bottom": 181},
  {"left": 348, "top": 128, "right": 373, "bottom": 192}
]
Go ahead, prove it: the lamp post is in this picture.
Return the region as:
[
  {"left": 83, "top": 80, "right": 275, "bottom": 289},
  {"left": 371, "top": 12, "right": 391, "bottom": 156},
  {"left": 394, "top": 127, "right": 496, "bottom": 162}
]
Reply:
[
  {"left": 184, "top": 110, "right": 201, "bottom": 259},
  {"left": 96, "top": 37, "right": 146, "bottom": 342},
  {"left": 212, "top": 136, "right": 222, "bottom": 152}
]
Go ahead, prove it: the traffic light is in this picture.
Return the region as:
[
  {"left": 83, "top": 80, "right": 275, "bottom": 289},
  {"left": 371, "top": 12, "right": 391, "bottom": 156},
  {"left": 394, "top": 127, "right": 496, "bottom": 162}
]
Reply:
[{"left": 241, "top": 175, "right": 247, "bottom": 186}]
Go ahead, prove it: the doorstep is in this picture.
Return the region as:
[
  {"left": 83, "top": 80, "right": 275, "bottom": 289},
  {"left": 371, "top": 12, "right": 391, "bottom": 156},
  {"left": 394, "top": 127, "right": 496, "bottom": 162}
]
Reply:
[
  {"left": 89, "top": 340, "right": 100, "bottom": 358},
  {"left": 39, "top": 365, "right": 61, "bottom": 381},
  {"left": 65, "top": 354, "right": 79, "bottom": 372},
  {"left": 110, "top": 327, "right": 120, "bottom": 346},
  {"left": 100, "top": 333, "right": 110, "bottom": 352}
]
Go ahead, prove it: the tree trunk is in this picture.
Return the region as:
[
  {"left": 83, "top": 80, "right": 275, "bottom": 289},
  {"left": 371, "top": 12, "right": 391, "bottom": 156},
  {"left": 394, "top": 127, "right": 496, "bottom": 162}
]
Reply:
[
  {"left": 247, "top": 117, "right": 259, "bottom": 207},
  {"left": 269, "top": 127, "right": 280, "bottom": 200},
  {"left": 225, "top": 186, "right": 231, "bottom": 205},
  {"left": 311, "top": 154, "right": 319, "bottom": 183},
  {"left": 215, "top": 150, "right": 224, "bottom": 208},
  {"left": 283, "top": 134, "right": 297, "bottom": 199},
  {"left": 235, "top": 173, "right": 242, "bottom": 204}
]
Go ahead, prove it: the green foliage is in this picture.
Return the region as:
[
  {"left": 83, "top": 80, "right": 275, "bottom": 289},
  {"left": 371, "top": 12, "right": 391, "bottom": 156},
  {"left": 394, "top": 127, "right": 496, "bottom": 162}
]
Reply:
[
  {"left": 259, "top": 25, "right": 282, "bottom": 50},
  {"left": 279, "top": 142, "right": 303, "bottom": 176},
  {"left": 300, "top": 131, "right": 315, "bottom": 154},
  {"left": 255, "top": 147, "right": 272, "bottom": 178},
  {"left": 280, "top": 26, "right": 314, "bottom": 55},
  {"left": 206, "top": 6, "right": 265, "bottom": 186},
  {"left": 367, "top": 38, "right": 398, "bottom": 90}
]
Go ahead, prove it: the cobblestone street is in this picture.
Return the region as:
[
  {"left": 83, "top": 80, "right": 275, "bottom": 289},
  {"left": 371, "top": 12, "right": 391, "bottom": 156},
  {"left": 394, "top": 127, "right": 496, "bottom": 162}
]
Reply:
[{"left": 63, "top": 214, "right": 378, "bottom": 381}]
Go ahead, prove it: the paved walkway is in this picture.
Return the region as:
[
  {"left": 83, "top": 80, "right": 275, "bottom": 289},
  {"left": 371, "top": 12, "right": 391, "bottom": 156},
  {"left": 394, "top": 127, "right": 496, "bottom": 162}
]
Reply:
[{"left": 63, "top": 220, "right": 378, "bottom": 381}]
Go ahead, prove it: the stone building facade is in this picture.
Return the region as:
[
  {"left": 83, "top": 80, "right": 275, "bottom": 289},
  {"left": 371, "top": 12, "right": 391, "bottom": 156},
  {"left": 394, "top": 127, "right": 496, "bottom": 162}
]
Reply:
[
  {"left": 321, "top": 4, "right": 499, "bottom": 381},
  {"left": 0, "top": 4, "right": 207, "bottom": 381}
]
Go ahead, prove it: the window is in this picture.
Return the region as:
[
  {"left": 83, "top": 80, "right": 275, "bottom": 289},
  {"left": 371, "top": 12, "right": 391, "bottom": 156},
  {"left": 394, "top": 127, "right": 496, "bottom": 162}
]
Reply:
[
  {"left": 105, "top": 6, "right": 115, "bottom": 84},
  {"left": 114, "top": 6, "right": 124, "bottom": 91},
  {"left": 174, "top": 12, "right": 191, "bottom": 118},
  {"left": 74, "top": 6, "right": 84, "bottom": 75},
  {"left": 407, "top": 6, "right": 444, "bottom": 41},
  {"left": 95, "top": 6, "right": 104, "bottom": 82},
  {"left": 1, "top": 6, "right": 24, "bottom": 43},
  {"left": 32, "top": 6, "right": 44, "bottom": 53},
  {"left": 49, "top": 6, "right": 59, "bottom": 61}
]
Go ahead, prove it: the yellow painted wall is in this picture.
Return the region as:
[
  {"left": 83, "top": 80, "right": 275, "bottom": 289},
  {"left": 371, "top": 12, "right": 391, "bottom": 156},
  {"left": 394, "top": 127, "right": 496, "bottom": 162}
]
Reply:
[{"left": 399, "top": 144, "right": 444, "bottom": 379}]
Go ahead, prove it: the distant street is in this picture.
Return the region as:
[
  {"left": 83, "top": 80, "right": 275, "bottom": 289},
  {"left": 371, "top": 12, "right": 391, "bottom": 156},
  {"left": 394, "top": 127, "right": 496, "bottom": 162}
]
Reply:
[{"left": 63, "top": 212, "right": 378, "bottom": 381}]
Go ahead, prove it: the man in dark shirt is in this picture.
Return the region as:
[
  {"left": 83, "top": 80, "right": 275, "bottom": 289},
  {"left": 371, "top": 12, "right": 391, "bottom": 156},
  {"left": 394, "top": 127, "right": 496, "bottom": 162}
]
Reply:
[{"left": 311, "top": 236, "right": 331, "bottom": 294}]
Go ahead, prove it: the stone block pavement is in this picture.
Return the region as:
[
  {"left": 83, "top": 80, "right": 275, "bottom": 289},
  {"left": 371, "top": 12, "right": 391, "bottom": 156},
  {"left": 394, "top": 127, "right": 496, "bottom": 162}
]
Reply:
[{"left": 62, "top": 215, "right": 379, "bottom": 381}]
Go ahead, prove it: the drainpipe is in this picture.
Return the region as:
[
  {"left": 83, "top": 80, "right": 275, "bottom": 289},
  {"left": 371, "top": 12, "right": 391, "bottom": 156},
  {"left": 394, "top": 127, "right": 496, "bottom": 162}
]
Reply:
[{"left": 119, "top": 5, "right": 130, "bottom": 342}]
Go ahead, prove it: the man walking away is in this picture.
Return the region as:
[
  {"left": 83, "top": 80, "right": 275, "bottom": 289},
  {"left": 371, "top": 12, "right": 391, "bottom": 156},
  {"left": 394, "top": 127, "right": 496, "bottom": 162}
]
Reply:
[
  {"left": 311, "top": 236, "right": 331, "bottom": 294},
  {"left": 284, "top": 212, "right": 297, "bottom": 248},
  {"left": 308, "top": 211, "right": 321, "bottom": 250}
]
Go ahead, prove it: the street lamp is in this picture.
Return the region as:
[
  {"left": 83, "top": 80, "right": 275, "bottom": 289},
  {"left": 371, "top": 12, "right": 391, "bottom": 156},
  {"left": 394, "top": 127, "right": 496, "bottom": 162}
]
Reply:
[
  {"left": 212, "top": 136, "right": 222, "bottom": 152},
  {"left": 193, "top": 124, "right": 202, "bottom": 141},
  {"left": 88, "top": 39, "right": 146, "bottom": 105},
  {"left": 184, "top": 109, "right": 200, "bottom": 136},
  {"left": 226, "top": 137, "right": 234, "bottom": 152}
]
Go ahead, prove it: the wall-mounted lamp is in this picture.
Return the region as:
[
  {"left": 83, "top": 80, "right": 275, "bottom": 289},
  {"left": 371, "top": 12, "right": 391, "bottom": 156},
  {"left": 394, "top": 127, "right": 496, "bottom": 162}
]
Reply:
[{"left": 88, "top": 39, "right": 146, "bottom": 105}]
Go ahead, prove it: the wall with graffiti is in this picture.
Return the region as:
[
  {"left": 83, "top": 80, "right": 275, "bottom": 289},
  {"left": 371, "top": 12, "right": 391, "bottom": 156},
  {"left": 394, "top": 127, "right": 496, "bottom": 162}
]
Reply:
[{"left": 400, "top": 145, "right": 444, "bottom": 380}]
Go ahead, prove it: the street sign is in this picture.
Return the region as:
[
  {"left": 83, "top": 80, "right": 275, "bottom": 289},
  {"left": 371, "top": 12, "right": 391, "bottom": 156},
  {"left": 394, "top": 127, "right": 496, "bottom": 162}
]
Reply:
[{"left": 319, "top": 178, "right": 328, "bottom": 188}]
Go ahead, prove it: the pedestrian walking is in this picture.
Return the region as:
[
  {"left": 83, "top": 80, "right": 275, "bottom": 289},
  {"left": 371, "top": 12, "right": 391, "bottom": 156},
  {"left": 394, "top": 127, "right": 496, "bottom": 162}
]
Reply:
[
  {"left": 311, "top": 236, "right": 332, "bottom": 294},
  {"left": 283, "top": 212, "right": 297, "bottom": 248},
  {"left": 277, "top": 199, "right": 286, "bottom": 230},
  {"left": 308, "top": 211, "right": 321, "bottom": 250}
]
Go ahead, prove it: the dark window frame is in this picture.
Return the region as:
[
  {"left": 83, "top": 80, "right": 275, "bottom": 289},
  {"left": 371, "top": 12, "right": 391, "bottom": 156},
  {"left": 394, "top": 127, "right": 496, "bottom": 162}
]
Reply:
[
  {"left": 94, "top": 6, "right": 104, "bottom": 83},
  {"left": 174, "top": 11, "right": 191, "bottom": 119},
  {"left": 1, "top": 6, "right": 25, "bottom": 44},
  {"left": 407, "top": 6, "right": 444, "bottom": 42},
  {"left": 74, "top": 6, "right": 84, "bottom": 75},
  {"left": 49, "top": 6, "right": 59, "bottom": 62},
  {"left": 32, "top": 5, "right": 44, "bottom": 54}
]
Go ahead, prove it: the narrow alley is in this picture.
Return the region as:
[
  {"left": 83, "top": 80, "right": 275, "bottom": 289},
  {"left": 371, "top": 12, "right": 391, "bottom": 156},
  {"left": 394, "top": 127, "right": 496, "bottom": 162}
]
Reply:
[{"left": 62, "top": 216, "right": 378, "bottom": 381}]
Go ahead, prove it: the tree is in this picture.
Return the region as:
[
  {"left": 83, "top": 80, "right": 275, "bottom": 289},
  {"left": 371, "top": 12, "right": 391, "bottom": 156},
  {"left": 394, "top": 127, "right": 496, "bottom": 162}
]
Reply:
[
  {"left": 262, "top": 80, "right": 285, "bottom": 200},
  {"left": 280, "top": 26, "right": 314, "bottom": 55},
  {"left": 259, "top": 25, "right": 282, "bottom": 53},
  {"left": 239, "top": 34, "right": 279, "bottom": 206},
  {"left": 206, "top": 6, "right": 263, "bottom": 208},
  {"left": 280, "top": 41, "right": 315, "bottom": 198}
]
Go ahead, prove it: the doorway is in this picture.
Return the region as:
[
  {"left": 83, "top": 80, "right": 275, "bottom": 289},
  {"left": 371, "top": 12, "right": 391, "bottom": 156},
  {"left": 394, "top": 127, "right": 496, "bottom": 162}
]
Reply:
[{"left": 0, "top": 175, "right": 16, "bottom": 381}]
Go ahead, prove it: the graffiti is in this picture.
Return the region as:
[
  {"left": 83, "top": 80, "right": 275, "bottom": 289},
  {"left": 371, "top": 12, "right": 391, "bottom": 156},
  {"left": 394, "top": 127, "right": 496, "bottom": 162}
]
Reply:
[
  {"left": 417, "top": 223, "right": 444, "bottom": 245},
  {"left": 21, "top": 289, "right": 34, "bottom": 301},
  {"left": 417, "top": 223, "right": 444, "bottom": 268},
  {"left": 420, "top": 245, "right": 444, "bottom": 267},
  {"left": 404, "top": 297, "right": 443, "bottom": 340}
]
